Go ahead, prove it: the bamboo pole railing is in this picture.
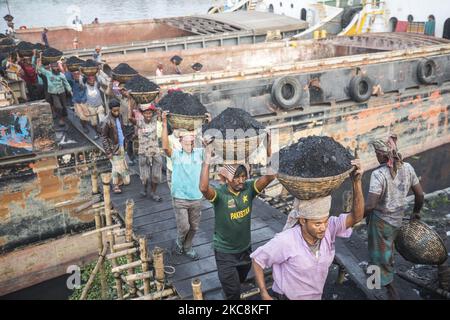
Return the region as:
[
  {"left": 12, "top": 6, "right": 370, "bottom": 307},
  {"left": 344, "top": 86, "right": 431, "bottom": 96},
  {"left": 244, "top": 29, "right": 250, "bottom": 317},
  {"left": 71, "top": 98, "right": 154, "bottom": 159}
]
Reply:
[
  {"left": 101, "top": 173, "right": 124, "bottom": 300},
  {"left": 94, "top": 208, "right": 108, "bottom": 300}
]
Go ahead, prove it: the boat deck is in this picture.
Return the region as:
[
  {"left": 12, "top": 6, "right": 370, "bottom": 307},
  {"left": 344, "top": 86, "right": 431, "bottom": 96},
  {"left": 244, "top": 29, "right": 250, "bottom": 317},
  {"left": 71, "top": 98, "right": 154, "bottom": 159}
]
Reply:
[{"left": 109, "top": 175, "right": 287, "bottom": 299}]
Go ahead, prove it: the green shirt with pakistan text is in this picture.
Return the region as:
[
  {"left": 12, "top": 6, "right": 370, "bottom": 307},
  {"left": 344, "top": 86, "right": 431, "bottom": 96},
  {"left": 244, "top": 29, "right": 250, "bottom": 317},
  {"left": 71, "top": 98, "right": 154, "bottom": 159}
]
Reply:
[{"left": 211, "top": 179, "right": 260, "bottom": 253}]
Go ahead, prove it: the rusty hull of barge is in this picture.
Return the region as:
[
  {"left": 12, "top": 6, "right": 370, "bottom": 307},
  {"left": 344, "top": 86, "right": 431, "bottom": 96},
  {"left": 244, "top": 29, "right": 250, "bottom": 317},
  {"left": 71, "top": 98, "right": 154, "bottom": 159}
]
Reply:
[
  {"left": 16, "top": 12, "right": 308, "bottom": 56},
  {"left": 0, "top": 102, "right": 109, "bottom": 296},
  {"left": 144, "top": 33, "right": 450, "bottom": 171}
]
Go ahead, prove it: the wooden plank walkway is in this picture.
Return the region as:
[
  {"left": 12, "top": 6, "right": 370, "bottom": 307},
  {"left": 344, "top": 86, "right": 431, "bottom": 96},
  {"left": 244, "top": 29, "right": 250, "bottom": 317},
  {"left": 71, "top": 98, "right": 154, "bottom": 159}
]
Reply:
[{"left": 110, "top": 175, "right": 286, "bottom": 299}]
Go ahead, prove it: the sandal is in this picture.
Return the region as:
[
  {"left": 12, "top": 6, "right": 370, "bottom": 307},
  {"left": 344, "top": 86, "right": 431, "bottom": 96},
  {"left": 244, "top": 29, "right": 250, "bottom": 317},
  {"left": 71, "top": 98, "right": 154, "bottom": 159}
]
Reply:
[{"left": 113, "top": 186, "right": 122, "bottom": 194}]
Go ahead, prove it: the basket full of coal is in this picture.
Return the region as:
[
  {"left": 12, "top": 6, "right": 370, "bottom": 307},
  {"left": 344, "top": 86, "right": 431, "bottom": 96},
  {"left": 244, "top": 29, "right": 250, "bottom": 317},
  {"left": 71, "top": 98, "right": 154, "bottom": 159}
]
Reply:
[
  {"left": 66, "top": 56, "right": 85, "bottom": 72},
  {"left": 125, "top": 75, "right": 160, "bottom": 104},
  {"left": 17, "top": 41, "right": 34, "bottom": 57},
  {"left": 203, "top": 108, "right": 267, "bottom": 164},
  {"left": 276, "top": 136, "right": 355, "bottom": 200},
  {"left": 41, "top": 47, "right": 63, "bottom": 64},
  {"left": 112, "top": 63, "right": 138, "bottom": 83},
  {"left": 80, "top": 59, "right": 99, "bottom": 76},
  {"left": 157, "top": 90, "right": 208, "bottom": 130}
]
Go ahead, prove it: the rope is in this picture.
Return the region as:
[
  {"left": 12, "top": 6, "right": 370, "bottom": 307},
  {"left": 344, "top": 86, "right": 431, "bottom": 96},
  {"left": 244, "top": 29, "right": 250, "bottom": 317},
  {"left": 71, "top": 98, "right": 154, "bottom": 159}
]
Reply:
[{"left": 164, "top": 266, "right": 176, "bottom": 275}]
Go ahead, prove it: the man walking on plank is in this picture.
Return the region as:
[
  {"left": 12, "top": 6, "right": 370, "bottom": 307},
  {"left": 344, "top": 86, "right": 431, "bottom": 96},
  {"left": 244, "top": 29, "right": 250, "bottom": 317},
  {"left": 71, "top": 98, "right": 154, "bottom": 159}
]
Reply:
[
  {"left": 250, "top": 158, "right": 363, "bottom": 300},
  {"left": 199, "top": 139, "right": 276, "bottom": 300}
]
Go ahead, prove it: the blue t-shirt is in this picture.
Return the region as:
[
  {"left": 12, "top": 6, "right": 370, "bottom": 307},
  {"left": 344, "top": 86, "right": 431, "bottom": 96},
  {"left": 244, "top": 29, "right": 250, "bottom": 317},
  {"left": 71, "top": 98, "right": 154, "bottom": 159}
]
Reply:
[
  {"left": 171, "top": 148, "right": 204, "bottom": 200},
  {"left": 116, "top": 117, "right": 124, "bottom": 147}
]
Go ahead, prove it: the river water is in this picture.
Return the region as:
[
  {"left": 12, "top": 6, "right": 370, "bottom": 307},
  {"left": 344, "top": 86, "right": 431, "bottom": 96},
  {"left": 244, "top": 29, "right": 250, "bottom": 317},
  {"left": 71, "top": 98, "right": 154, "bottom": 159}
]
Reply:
[{"left": 1, "top": 0, "right": 213, "bottom": 29}]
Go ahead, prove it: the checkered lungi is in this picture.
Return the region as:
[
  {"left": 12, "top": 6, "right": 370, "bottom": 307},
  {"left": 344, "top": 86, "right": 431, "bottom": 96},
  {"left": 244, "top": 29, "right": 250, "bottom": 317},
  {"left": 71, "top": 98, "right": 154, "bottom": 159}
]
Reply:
[
  {"left": 110, "top": 147, "right": 131, "bottom": 186},
  {"left": 368, "top": 213, "right": 399, "bottom": 287}
]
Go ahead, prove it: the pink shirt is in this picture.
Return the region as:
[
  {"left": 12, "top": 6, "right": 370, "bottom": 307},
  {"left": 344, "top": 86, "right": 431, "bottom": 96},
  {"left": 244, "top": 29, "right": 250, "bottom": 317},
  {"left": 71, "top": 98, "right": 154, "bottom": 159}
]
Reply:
[{"left": 250, "top": 214, "right": 352, "bottom": 300}]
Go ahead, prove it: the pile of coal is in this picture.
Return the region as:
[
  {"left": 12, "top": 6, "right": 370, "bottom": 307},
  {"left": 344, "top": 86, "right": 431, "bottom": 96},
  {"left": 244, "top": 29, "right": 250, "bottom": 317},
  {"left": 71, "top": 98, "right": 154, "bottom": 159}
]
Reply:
[
  {"left": 81, "top": 59, "right": 98, "bottom": 67},
  {"left": 33, "top": 43, "right": 46, "bottom": 51},
  {"left": 0, "top": 38, "right": 14, "bottom": 46},
  {"left": 170, "top": 55, "right": 182, "bottom": 65},
  {"left": 42, "top": 47, "right": 63, "bottom": 57},
  {"left": 66, "top": 56, "right": 85, "bottom": 65},
  {"left": 278, "top": 136, "right": 354, "bottom": 178},
  {"left": 17, "top": 41, "right": 34, "bottom": 51},
  {"left": 112, "top": 63, "right": 137, "bottom": 75},
  {"left": 0, "top": 33, "right": 6, "bottom": 39},
  {"left": 157, "top": 90, "right": 207, "bottom": 116},
  {"left": 203, "top": 108, "right": 265, "bottom": 137},
  {"left": 125, "top": 75, "right": 159, "bottom": 92}
]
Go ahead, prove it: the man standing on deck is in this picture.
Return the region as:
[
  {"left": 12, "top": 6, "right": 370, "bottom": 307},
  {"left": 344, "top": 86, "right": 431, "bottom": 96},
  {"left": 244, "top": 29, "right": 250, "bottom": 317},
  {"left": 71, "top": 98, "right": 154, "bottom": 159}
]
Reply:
[
  {"left": 41, "top": 28, "right": 49, "bottom": 47},
  {"left": 93, "top": 46, "right": 102, "bottom": 64},
  {"left": 365, "top": 134, "right": 424, "bottom": 300},
  {"left": 250, "top": 159, "right": 364, "bottom": 300},
  {"left": 162, "top": 112, "right": 211, "bottom": 260},
  {"left": 101, "top": 98, "right": 131, "bottom": 194},
  {"left": 199, "top": 140, "right": 276, "bottom": 299}
]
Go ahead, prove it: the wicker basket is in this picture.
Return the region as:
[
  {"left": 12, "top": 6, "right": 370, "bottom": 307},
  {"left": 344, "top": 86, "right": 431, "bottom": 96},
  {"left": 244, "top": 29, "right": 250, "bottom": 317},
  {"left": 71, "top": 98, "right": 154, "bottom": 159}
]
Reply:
[
  {"left": 18, "top": 49, "right": 33, "bottom": 57},
  {"left": 41, "top": 55, "right": 62, "bottom": 64},
  {"left": 80, "top": 66, "right": 99, "bottom": 76},
  {"left": 277, "top": 167, "right": 354, "bottom": 200},
  {"left": 67, "top": 63, "right": 83, "bottom": 72},
  {"left": 112, "top": 72, "right": 138, "bottom": 83},
  {"left": 395, "top": 219, "right": 448, "bottom": 265},
  {"left": 208, "top": 131, "right": 267, "bottom": 164},
  {"left": 168, "top": 113, "right": 207, "bottom": 131},
  {"left": 130, "top": 91, "right": 159, "bottom": 104}
]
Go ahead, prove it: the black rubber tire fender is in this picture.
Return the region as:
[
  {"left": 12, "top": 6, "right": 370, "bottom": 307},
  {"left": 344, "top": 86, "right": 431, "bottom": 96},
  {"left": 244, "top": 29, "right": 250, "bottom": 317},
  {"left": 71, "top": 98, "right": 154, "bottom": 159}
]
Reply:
[
  {"left": 271, "top": 76, "right": 303, "bottom": 110},
  {"left": 348, "top": 75, "right": 373, "bottom": 103},
  {"left": 417, "top": 59, "right": 437, "bottom": 84}
]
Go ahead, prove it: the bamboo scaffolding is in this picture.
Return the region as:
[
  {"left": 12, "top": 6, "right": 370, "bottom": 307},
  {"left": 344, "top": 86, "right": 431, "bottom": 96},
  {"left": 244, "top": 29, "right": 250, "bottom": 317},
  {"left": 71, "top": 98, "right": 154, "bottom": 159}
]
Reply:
[
  {"left": 125, "top": 271, "right": 153, "bottom": 282},
  {"left": 101, "top": 173, "right": 123, "bottom": 300},
  {"left": 111, "top": 260, "right": 142, "bottom": 274},
  {"left": 131, "top": 288, "right": 175, "bottom": 300},
  {"left": 191, "top": 279, "right": 203, "bottom": 300},
  {"left": 140, "top": 238, "right": 152, "bottom": 295},
  {"left": 119, "top": 275, "right": 144, "bottom": 297},
  {"left": 109, "top": 229, "right": 126, "bottom": 236},
  {"left": 91, "top": 166, "right": 99, "bottom": 194},
  {"left": 79, "top": 246, "right": 108, "bottom": 300},
  {"left": 106, "top": 248, "right": 138, "bottom": 260},
  {"left": 153, "top": 247, "right": 165, "bottom": 291},
  {"left": 113, "top": 242, "right": 135, "bottom": 251},
  {"left": 82, "top": 224, "right": 121, "bottom": 237},
  {"left": 94, "top": 210, "right": 108, "bottom": 300}
]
